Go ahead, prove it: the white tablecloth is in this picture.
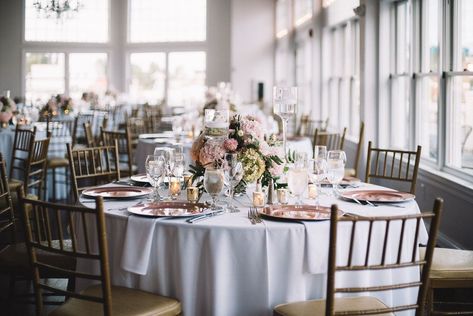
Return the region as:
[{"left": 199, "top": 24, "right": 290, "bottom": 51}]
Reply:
[{"left": 77, "top": 183, "right": 427, "bottom": 316}]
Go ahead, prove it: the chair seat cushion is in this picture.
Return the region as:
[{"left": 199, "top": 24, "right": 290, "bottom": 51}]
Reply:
[
  {"left": 48, "top": 158, "right": 69, "bottom": 168},
  {"left": 49, "top": 285, "right": 181, "bottom": 316},
  {"left": 420, "top": 247, "right": 473, "bottom": 279},
  {"left": 8, "top": 179, "right": 23, "bottom": 191},
  {"left": 274, "top": 296, "right": 393, "bottom": 316},
  {"left": 345, "top": 168, "right": 356, "bottom": 177},
  {"left": 0, "top": 241, "right": 75, "bottom": 274}
]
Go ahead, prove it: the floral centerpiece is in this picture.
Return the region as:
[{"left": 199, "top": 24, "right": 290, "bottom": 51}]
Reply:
[
  {"left": 57, "top": 94, "right": 74, "bottom": 115},
  {"left": 189, "top": 114, "right": 284, "bottom": 192},
  {"left": 40, "top": 97, "right": 59, "bottom": 119},
  {"left": 0, "top": 96, "right": 16, "bottom": 127},
  {"left": 41, "top": 94, "right": 74, "bottom": 118}
]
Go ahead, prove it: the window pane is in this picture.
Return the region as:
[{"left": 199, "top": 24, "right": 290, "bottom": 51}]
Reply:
[
  {"left": 329, "top": 79, "right": 339, "bottom": 128},
  {"left": 390, "top": 76, "right": 411, "bottom": 149},
  {"left": 424, "top": 0, "right": 440, "bottom": 72},
  {"left": 69, "top": 53, "right": 108, "bottom": 100},
  {"left": 294, "top": 0, "right": 312, "bottom": 27},
  {"left": 459, "top": 0, "right": 473, "bottom": 71},
  {"left": 168, "top": 52, "right": 206, "bottom": 107},
  {"left": 418, "top": 77, "right": 439, "bottom": 160},
  {"left": 129, "top": 0, "right": 206, "bottom": 42},
  {"left": 447, "top": 76, "right": 473, "bottom": 173},
  {"left": 25, "top": 0, "right": 108, "bottom": 42},
  {"left": 276, "top": 0, "right": 289, "bottom": 38},
  {"left": 129, "top": 53, "right": 166, "bottom": 104},
  {"left": 296, "top": 40, "right": 312, "bottom": 115},
  {"left": 395, "top": 1, "right": 411, "bottom": 74},
  {"left": 25, "top": 53, "right": 65, "bottom": 103}
]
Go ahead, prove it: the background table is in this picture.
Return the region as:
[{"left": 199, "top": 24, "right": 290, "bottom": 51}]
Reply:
[{"left": 77, "top": 184, "right": 427, "bottom": 316}]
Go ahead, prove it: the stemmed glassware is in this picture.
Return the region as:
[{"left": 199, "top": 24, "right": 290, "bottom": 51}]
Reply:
[
  {"left": 314, "top": 145, "right": 327, "bottom": 160},
  {"left": 309, "top": 158, "right": 328, "bottom": 208},
  {"left": 224, "top": 153, "right": 243, "bottom": 212},
  {"left": 273, "top": 87, "right": 297, "bottom": 162},
  {"left": 204, "top": 109, "right": 229, "bottom": 139},
  {"left": 327, "top": 150, "right": 347, "bottom": 196},
  {"left": 287, "top": 152, "right": 308, "bottom": 206},
  {"left": 154, "top": 147, "right": 175, "bottom": 199},
  {"left": 204, "top": 167, "right": 225, "bottom": 211},
  {"left": 145, "top": 155, "right": 165, "bottom": 202}
]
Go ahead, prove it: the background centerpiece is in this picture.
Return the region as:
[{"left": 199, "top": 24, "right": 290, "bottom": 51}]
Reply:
[{"left": 189, "top": 114, "right": 284, "bottom": 193}]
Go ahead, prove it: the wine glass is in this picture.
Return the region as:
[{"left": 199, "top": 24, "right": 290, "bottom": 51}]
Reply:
[
  {"left": 309, "top": 158, "right": 328, "bottom": 208},
  {"left": 273, "top": 87, "right": 297, "bottom": 162},
  {"left": 327, "top": 150, "right": 347, "bottom": 196},
  {"left": 145, "top": 155, "right": 165, "bottom": 202},
  {"left": 314, "top": 145, "right": 327, "bottom": 160},
  {"left": 204, "top": 109, "right": 229, "bottom": 139},
  {"left": 204, "top": 168, "right": 225, "bottom": 211},
  {"left": 172, "top": 116, "right": 183, "bottom": 142},
  {"left": 287, "top": 161, "right": 308, "bottom": 206},
  {"left": 224, "top": 153, "right": 244, "bottom": 212}
]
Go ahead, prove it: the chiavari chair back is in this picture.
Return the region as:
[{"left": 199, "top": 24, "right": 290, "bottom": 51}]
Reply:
[
  {"left": 274, "top": 199, "right": 443, "bottom": 316},
  {"left": 100, "top": 127, "right": 136, "bottom": 176},
  {"left": 9, "top": 125, "right": 36, "bottom": 183},
  {"left": 346, "top": 122, "right": 365, "bottom": 178},
  {"left": 313, "top": 127, "right": 347, "bottom": 153},
  {"left": 298, "top": 116, "right": 330, "bottom": 137},
  {"left": 365, "top": 141, "right": 422, "bottom": 194},
  {"left": 67, "top": 142, "right": 120, "bottom": 202},
  {"left": 20, "top": 194, "right": 182, "bottom": 316},
  {"left": 0, "top": 152, "right": 16, "bottom": 254},
  {"left": 27, "top": 137, "right": 51, "bottom": 199},
  {"left": 83, "top": 122, "right": 95, "bottom": 147}
]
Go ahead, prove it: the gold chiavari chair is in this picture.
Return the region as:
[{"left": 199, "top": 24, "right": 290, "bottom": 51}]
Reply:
[
  {"left": 0, "top": 153, "right": 76, "bottom": 307},
  {"left": 67, "top": 142, "right": 120, "bottom": 202},
  {"left": 46, "top": 118, "right": 77, "bottom": 201},
  {"left": 75, "top": 113, "right": 95, "bottom": 147},
  {"left": 100, "top": 127, "right": 137, "bottom": 177},
  {"left": 274, "top": 198, "right": 444, "bottom": 316},
  {"left": 83, "top": 122, "right": 96, "bottom": 147},
  {"left": 20, "top": 195, "right": 182, "bottom": 316},
  {"left": 298, "top": 116, "right": 330, "bottom": 137},
  {"left": 8, "top": 125, "right": 37, "bottom": 194},
  {"left": 345, "top": 122, "right": 365, "bottom": 178},
  {"left": 365, "top": 141, "right": 422, "bottom": 194},
  {"left": 313, "top": 127, "right": 347, "bottom": 154},
  {"left": 419, "top": 246, "right": 473, "bottom": 314},
  {"left": 126, "top": 117, "right": 148, "bottom": 149}
]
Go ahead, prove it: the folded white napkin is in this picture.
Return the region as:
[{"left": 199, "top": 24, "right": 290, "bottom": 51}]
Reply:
[
  {"left": 121, "top": 215, "right": 162, "bottom": 275},
  {"left": 302, "top": 221, "right": 331, "bottom": 274}
]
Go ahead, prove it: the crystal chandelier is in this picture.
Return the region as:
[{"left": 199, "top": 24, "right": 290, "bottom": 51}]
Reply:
[{"left": 33, "top": 0, "right": 82, "bottom": 19}]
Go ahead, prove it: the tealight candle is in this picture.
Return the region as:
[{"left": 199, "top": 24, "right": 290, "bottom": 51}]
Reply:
[
  {"left": 169, "top": 177, "right": 181, "bottom": 200},
  {"left": 187, "top": 186, "right": 199, "bottom": 203},
  {"left": 253, "top": 191, "right": 265, "bottom": 207},
  {"left": 308, "top": 184, "right": 318, "bottom": 199},
  {"left": 277, "top": 188, "right": 289, "bottom": 205}
]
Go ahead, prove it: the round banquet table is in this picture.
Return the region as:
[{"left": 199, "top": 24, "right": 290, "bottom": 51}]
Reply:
[{"left": 76, "top": 183, "right": 427, "bottom": 316}]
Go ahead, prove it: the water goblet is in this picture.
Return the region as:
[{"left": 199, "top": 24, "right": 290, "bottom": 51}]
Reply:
[
  {"left": 327, "top": 150, "right": 347, "bottom": 196},
  {"left": 204, "top": 168, "right": 225, "bottom": 211},
  {"left": 224, "top": 153, "right": 244, "bottom": 212},
  {"left": 314, "top": 145, "right": 327, "bottom": 160},
  {"left": 145, "top": 155, "right": 165, "bottom": 202},
  {"left": 309, "top": 158, "right": 328, "bottom": 207},
  {"left": 287, "top": 161, "right": 308, "bottom": 206},
  {"left": 273, "top": 86, "right": 297, "bottom": 163}
]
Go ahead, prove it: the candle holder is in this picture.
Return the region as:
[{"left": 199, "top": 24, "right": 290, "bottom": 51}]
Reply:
[
  {"left": 253, "top": 191, "right": 265, "bottom": 208},
  {"left": 276, "top": 188, "right": 289, "bottom": 205},
  {"left": 308, "top": 184, "right": 318, "bottom": 199},
  {"left": 169, "top": 177, "right": 181, "bottom": 200},
  {"left": 183, "top": 173, "right": 193, "bottom": 189},
  {"left": 187, "top": 186, "right": 199, "bottom": 203}
]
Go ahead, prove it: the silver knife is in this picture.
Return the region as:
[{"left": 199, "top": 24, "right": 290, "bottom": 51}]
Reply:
[{"left": 187, "top": 210, "right": 225, "bottom": 223}]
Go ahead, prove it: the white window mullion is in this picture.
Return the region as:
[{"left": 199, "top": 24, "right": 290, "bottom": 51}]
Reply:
[{"left": 65, "top": 52, "right": 70, "bottom": 97}]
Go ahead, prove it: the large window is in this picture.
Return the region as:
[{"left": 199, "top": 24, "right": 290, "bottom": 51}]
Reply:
[
  {"left": 25, "top": 52, "right": 108, "bottom": 103},
  {"left": 25, "top": 0, "right": 109, "bottom": 43},
  {"left": 324, "top": 20, "right": 360, "bottom": 138},
  {"left": 276, "top": 0, "right": 290, "bottom": 38},
  {"left": 129, "top": 0, "right": 206, "bottom": 42},
  {"left": 129, "top": 53, "right": 166, "bottom": 104},
  {"left": 389, "top": 0, "right": 412, "bottom": 149},
  {"left": 294, "top": 0, "right": 312, "bottom": 27},
  {"left": 446, "top": 0, "right": 473, "bottom": 175}
]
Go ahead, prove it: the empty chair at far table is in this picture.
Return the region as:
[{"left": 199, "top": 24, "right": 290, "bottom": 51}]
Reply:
[
  {"left": 274, "top": 198, "right": 443, "bottom": 316},
  {"left": 100, "top": 127, "right": 137, "bottom": 177},
  {"left": 365, "top": 141, "right": 422, "bottom": 194},
  {"left": 345, "top": 122, "right": 365, "bottom": 178},
  {"left": 19, "top": 195, "right": 182, "bottom": 316},
  {"left": 298, "top": 115, "right": 329, "bottom": 137},
  {"left": 313, "top": 127, "right": 347, "bottom": 153},
  {"left": 66, "top": 142, "right": 121, "bottom": 202}
]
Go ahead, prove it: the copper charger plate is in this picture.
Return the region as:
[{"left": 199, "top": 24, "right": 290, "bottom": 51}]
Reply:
[
  {"left": 340, "top": 190, "right": 415, "bottom": 203},
  {"left": 82, "top": 187, "right": 153, "bottom": 199},
  {"left": 259, "top": 205, "right": 343, "bottom": 221},
  {"left": 128, "top": 201, "right": 208, "bottom": 217},
  {"left": 321, "top": 176, "right": 361, "bottom": 186},
  {"left": 130, "top": 174, "right": 150, "bottom": 183}
]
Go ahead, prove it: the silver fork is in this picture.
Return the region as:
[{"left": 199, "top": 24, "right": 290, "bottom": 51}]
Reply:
[
  {"left": 251, "top": 208, "right": 263, "bottom": 224},
  {"left": 247, "top": 210, "right": 256, "bottom": 225}
]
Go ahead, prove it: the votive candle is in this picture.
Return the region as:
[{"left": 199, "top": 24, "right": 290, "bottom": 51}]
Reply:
[
  {"left": 277, "top": 188, "right": 289, "bottom": 205},
  {"left": 187, "top": 186, "right": 199, "bottom": 203},
  {"left": 169, "top": 178, "right": 181, "bottom": 200},
  {"left": 183, "top": 173, "right": 193, "bottom": 188},
  {"left": 308, "top": 184, "right": 318, "bottom": 199},
  {"left": 253, "top": 191, "right": 265, "bottom": 207}
]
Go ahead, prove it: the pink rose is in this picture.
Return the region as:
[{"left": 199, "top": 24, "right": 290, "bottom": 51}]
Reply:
[
  {"left": 223, "top": 138, "right": 238, "bottom": 152},
  {"left": 198, "top": 140, "right": 225, "bottom": 166}
]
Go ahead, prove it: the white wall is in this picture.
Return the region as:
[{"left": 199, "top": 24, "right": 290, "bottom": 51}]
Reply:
[{"left": 231, "top": 0, "right": 274, "bottom": 103}]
